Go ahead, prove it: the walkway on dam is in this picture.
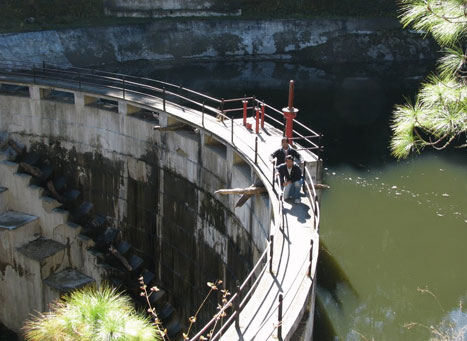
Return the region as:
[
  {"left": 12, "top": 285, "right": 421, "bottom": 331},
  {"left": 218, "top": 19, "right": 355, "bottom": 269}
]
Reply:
[
  {"left": 0, "top": 71, "right": 320, "bottom": 340},
  {"left": 74, "top": 83, "right": 320, "bottom": 339},
  {"left": 134, "top": 90, "right": 320, "bottom": 340}
]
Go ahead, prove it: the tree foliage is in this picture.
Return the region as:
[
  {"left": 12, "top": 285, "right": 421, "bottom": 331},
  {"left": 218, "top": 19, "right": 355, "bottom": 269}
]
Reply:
[
  {"left": 23, "top": 285, "right": 160, "bottom": 341},
  {"left": 391, "top": 0, "right": 467, "bottom": 159}
]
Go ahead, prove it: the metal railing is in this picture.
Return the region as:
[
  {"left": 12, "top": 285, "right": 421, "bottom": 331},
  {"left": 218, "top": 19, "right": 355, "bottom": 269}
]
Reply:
[{"left": 0, "top": 60, "right": 322, "bottom": 340}]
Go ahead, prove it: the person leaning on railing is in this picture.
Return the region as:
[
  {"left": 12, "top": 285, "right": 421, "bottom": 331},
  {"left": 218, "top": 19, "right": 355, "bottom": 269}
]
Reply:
[
  {"left": 276, "top": 155, "right": 303, "bottom": 204},
  {"left": 269, "top": 137, "right": 302, "bottom": 166}
]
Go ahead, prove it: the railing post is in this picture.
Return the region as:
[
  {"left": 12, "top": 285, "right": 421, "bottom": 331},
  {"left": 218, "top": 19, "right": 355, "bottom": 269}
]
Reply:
[
  {"left": 308, "top": 239, "right": 314, "bottom": 278},
  {"left": 235, "top": 281, "right": 241, "bottom": 328},
  {"left": 261, "top": 101, "right": 265, "bottom": 129},
  {"left": 242, "top": 97, "right": 248, "bottom": 126},
  {"left": 281, "top": 202, "right": 284, "bottom": 230},
  {"left": 254, "top": 136, "right": 258, "bottom": 164},
  {"left": 302, "top": 160, "right": 307, "bottom": 192},
  {"left": 314, "top": 196, "right": 319, "bottom": 229},
  {"left": 278, "top": 293, "right": 283, "bottom": 340},
  {"left": 122, "top": 76, "right": 125, "bottom": 100},
  {"left": 272, "top": 163, "right": 276, "bottom": 191},
  {"left": 163, "top": 87, "right": 166, "bottom": 111},
  {"left": 231, "top": 117, "right": 234, "bottom": 144},
  {"left": 255, "top": 107, "right": 260, "bottom": 134},
  {"left": 202, "top": 101, "right": 205, "bottom": 127},
  {"left": 319, "top": 133, "right": 323, "bottom": 160},
  {"left": 251, "top": 96, "right": 256, "bottom": 118},
  {"left": 269, "top": 235, "right": 274, "bottom": 274},
  {"left": 221, "top": 98, "right": 224, "bottom": 116}
]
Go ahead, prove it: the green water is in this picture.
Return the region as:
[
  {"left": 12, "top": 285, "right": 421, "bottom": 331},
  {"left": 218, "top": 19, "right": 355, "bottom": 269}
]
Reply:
[{"left": 318, "top": 152, "right": 467, "bottom": 340}]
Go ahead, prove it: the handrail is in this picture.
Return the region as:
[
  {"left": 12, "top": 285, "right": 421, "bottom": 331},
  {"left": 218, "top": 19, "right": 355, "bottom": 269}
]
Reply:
[{"left": 0, "top": 61, "right": 322, "bottom": 340}]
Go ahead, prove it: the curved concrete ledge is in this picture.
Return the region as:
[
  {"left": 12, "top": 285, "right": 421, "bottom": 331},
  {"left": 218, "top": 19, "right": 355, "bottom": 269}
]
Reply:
[{"left": 0, "top": 74, "right": 320, "bottom": 339}]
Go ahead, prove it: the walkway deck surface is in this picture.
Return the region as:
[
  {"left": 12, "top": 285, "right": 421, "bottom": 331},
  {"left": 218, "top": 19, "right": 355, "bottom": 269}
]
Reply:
[{"left": 154, "top": 101, "right": 320, "bottom": 340}]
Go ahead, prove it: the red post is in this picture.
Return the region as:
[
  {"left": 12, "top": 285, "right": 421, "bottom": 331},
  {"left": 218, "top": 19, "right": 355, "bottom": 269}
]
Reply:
[
  {"left": 282, "top": 80, "right": 299, "bottom": 140},
  {"left": 242, "top": 99, "right": 248, "bottom": 126},
  {"left": 288, "top": 80, "right": 294, "bottom": 109},
  {"left": 255, "top": 107, "right": 260, "bottom": 134},
  {"left": 261, "top": 102, "right": 265, "bottom": 129}
]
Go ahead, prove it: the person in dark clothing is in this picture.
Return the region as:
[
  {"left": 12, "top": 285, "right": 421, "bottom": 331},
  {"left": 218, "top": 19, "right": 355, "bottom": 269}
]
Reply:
[
  {"left": 276, "top": 155, "right": 302, "bottom": 203},
  {"left": 269, "top": 137, "right": 302, "bottom": 166}
]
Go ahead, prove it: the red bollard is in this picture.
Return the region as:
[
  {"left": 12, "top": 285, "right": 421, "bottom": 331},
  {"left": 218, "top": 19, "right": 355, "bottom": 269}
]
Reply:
[
  {"left": 282, "top": 80, "right": 299, "bottom": 140},
  {"left": 261, "top": 102, "right": 265, "bottom": 129},
  {"left": 255, "top": 107, "right": 260, "bottom": 134},
  {"left": 242, "top": 100, "right": 248, "bottom": 126}
]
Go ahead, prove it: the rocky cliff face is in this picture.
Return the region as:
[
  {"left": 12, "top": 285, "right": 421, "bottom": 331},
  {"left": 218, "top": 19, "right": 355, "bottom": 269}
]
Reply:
[{"left": 0, "top": 18, "right": 437, "bottom": 67}]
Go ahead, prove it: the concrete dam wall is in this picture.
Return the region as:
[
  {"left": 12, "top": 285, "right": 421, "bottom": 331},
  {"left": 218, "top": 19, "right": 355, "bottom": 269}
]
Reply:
[
  {"left": 0, "top": 18, "right": 437, "bottom": 67},
  {"left": 0, "top": 84, "right": 271, "bottom": 334}
]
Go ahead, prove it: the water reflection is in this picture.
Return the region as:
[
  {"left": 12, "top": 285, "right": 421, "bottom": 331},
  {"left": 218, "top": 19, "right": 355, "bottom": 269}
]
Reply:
[{"left": 437, "top": 304, "right": 467, "bottom": 339}]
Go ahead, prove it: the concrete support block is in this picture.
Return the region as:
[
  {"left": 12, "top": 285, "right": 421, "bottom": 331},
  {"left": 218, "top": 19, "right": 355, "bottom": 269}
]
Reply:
[
  {"left": 44, "top": 268, "right": 94, "bottom": 293},
  {"left": 118, "top": 100, "right": 140, "bottom": 115},
  {"left": 29, "top": 85, "right": 41, "bottom": 100},
  {"left": 52, "top": 222, "right": 82, "bottom": 246},
  {"left": 17, "top": 238, "right": 69, "bottom": 280},
  {"left": 65, "top": 230, "right": 89, "bottom": 270},
  {"left": 0, "top": 211, "right": 41, "bottom": 249},
  {"left": 158, "top": 111, "right": 169, "bottom": 126},
  {"left": 118, "top": 100, "right": 128, "bottom": 115},
  {"left": 0, "top": 160, "right": 19, "bottom": 177},
  {"left": 41, "top": 196, "right": 62, "bottom": 213},
  {"left": 159, "top": 111, "right": 179, "bottom": 127},
  {"left": 82, "top": 249, "right": 106, "bottom": 286},
  {"left": 29, "top": 184, "right": 45, "bottom": 200},
  {"left": 0, "top": 151, "right": 8, "bottom": 162},
  {"left": 74, "top": 92, "right": 85, "bottom": 106},
  {"left": 43, "top": 268, "right": 95, "bottom": 304},
  {"left": 75, "top": 93, "right": 98, "bottom": 106},
  {"left": 14, "top": 172, "right": 32, "bottom": 188}
]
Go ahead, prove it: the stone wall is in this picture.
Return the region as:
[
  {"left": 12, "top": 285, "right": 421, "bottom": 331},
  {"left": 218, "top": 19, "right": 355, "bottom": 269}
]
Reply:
[{"left": 0, "top": 18, "right": 437, "bottom": 67}]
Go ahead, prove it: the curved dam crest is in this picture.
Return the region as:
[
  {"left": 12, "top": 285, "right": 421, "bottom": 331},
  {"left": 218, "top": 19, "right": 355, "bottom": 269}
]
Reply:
[
  {"left": 0, "top": 67, "right": 320, "bottom": 339},
  {"left": 0, "top": 18, "right": 437, "bottom": 66},
  {"left": 0, "top": 89, "right": 267, "bottom": 329}
]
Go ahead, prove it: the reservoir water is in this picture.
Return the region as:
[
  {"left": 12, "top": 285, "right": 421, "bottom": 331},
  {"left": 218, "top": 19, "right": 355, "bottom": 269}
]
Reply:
[{"left": 102, "top": 60, "right": 467, "bottom": 340}]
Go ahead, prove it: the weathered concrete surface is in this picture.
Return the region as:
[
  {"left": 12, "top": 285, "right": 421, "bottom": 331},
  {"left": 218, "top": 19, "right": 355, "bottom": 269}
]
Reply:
[
  {"left": 104, "top": 0, "right": 241, "bottom": 17},
  {"left": 0, "top": 84, "right": 272, "bottom": 330},
  {"left": 0, "top": 18, "right": 437, "bottom": 66},
  {"left": 0, "top": 160, "right": 102, "bottom": 334}
]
